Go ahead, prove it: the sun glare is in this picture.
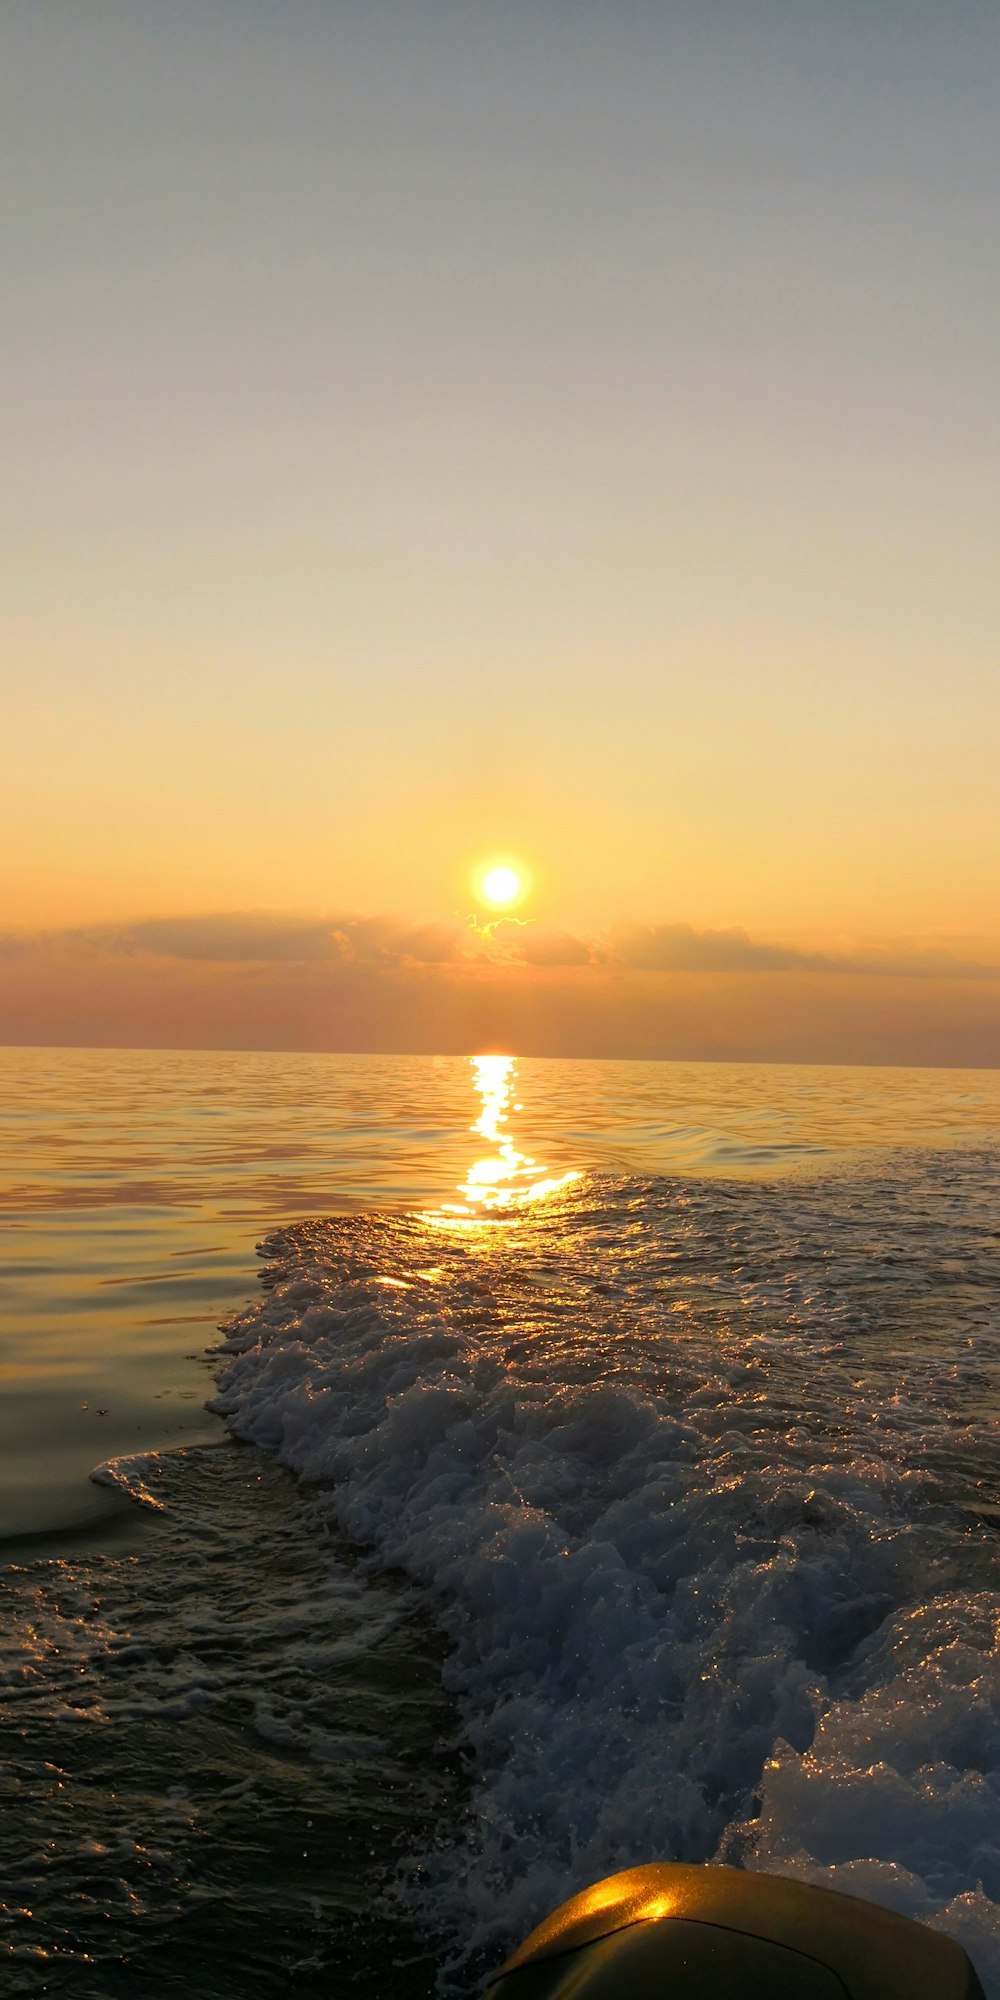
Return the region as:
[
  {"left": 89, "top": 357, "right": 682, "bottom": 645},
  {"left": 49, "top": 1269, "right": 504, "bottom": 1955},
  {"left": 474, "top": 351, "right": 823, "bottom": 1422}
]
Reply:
[
  {"left": 475, "top": 860, "right": 529, "bottom": 910},
  {"left": 424, "top": 1054, "right": 579, "bottom": 1228}
]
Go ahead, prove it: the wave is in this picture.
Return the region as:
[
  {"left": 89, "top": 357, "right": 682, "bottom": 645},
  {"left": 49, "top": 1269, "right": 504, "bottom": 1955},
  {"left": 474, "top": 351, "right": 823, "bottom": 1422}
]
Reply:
[{"left": 210, "top": 1161, "right": 1000, "bottom": 1992}]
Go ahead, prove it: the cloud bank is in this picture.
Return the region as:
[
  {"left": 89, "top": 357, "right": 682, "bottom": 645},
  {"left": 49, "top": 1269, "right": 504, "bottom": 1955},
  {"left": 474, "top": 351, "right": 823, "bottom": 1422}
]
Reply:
[
  {"left": 4, "top": 911, "right": 998, "bottom": 981},
  {"left": 1, "top": 911, "right": 998, "bottom": 1066}
]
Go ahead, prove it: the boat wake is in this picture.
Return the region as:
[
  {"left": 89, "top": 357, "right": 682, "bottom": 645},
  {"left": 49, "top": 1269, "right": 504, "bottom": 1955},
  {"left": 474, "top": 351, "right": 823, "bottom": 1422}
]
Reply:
[{"left": 208, "top": 1156, "right": 1000, "bottom": 1990}]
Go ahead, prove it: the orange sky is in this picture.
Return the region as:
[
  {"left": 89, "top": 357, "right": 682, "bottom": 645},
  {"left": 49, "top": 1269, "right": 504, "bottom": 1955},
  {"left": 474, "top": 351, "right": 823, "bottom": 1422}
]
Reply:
[{"left": 2, "top": 3, "right": 997, "bottom": 1061}]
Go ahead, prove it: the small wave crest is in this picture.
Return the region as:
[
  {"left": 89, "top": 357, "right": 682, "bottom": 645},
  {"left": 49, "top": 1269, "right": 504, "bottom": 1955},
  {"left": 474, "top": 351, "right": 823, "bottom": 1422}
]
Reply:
[{"left": 91, "top": 1453, "right": 172, "bottom": 1512}]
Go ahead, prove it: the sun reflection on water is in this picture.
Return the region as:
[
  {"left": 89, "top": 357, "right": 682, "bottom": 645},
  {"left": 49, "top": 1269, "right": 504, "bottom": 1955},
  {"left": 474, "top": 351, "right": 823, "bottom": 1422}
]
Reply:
[{"left": 430, "top": 1055, "right": 578, "bottom": 1228}]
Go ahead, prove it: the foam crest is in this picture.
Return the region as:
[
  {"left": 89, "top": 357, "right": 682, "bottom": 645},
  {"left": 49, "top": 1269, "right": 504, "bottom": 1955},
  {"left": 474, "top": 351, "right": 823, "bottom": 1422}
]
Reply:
[{"left": 92, "top": 1453, "right": 171, "bottom": 1512}]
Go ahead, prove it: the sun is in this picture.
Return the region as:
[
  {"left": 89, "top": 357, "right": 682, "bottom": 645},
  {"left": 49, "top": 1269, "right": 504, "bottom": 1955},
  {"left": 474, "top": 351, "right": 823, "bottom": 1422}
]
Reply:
[
  {"left": 482, "top": 866, "right": 521, "bottom": 907},
  {"left": 474, "top": 859, "right": 530, "bottom": 910}
]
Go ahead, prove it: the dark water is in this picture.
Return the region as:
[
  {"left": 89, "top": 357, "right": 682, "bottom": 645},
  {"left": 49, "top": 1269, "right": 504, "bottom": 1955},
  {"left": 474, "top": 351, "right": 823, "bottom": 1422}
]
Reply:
[{"left": 2, "top": 1447, "right": 463, "bottom": 1997}]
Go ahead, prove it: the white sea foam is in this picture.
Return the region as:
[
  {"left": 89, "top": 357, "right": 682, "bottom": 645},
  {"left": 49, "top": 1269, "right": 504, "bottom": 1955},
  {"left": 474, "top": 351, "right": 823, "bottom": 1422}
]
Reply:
[{"left": 211, "top": 1160, "right": 1000, "bottom": 1991}]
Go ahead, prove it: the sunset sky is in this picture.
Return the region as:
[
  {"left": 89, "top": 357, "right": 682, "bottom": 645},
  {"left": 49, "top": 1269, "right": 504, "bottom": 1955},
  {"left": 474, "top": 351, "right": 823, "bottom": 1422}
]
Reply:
[{"left": 3, "top": 1, "right": 998, "bottom": 1061}]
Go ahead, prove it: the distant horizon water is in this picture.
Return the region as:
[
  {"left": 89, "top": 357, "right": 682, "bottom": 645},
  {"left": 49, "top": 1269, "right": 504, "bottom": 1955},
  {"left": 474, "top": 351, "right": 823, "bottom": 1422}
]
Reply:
[{"left": 4, "top": 1038, "right": 1000, "bottom": 1069}]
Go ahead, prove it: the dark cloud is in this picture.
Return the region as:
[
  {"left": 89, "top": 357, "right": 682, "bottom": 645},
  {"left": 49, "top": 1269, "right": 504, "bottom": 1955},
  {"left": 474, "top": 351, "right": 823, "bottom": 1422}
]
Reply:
[
  {"left": 0, "top": 912, "right": 466, "bottom": 968},
  {"left": 609, "top": 922, "right": 816, "bottom": 973},
  {"left": 605, "top": 924, "right": 1000, "bottom": 982},
  {"left": 395, "top": 923, "right": 464, "bottom": 965},
  {"left": 0, "top": 914, "right": 341, "bottom": 964},
  {"left": 837, "top": 944, "right": 1000, "bottom": 982},
  {"left": 519, "top": 929, "right": 593, "bottom": 967},
  {"left": 117, "top": 915, "right": 338, "bottom": 962}
]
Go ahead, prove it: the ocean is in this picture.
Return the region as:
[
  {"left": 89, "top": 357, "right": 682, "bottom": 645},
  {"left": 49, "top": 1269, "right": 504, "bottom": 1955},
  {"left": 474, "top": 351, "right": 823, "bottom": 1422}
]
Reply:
[{"left": 1, "top": 1047, "right": 999, "bottom": 1996}]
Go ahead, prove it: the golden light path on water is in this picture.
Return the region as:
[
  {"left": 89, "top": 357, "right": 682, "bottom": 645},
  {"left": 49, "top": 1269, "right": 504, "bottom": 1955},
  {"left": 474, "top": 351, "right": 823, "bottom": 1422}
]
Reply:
[{"left": 429, "top": 1055, "right": 579, "bottom": 1228}]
